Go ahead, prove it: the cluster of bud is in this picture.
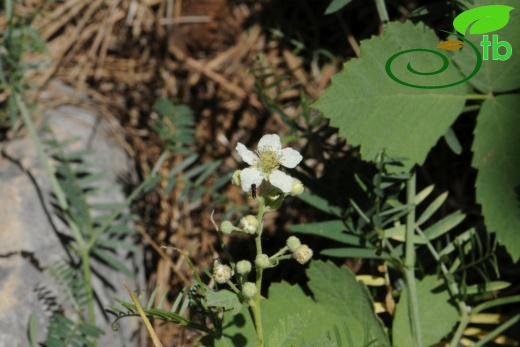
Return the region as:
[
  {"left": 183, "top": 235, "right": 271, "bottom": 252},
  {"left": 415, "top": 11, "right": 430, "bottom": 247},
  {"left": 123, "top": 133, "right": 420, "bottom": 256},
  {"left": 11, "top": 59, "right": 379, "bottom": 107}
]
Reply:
[
  {"left": 293, "top": 244, "right": 313, "bottom": 264},
  {"left": 286, "top": 236, "right": 313, "bottom": 264},
  {"left": 213, "top": 263, "right": 234, "bottom": 284},
  {"left": 255, "top": 254, "right": 271, "bottom": 269},
  {"left": 242, "top": 282, "right": 257, "bottom": 299},
  {"left": 220, "top": 215, "right": 259, "bottom": 236},
  {"left": 236, "top": 260, "right": 252, "bottom": 275},
  {"left": 240, "top": 215, "right": 259, "bottom": 234}
]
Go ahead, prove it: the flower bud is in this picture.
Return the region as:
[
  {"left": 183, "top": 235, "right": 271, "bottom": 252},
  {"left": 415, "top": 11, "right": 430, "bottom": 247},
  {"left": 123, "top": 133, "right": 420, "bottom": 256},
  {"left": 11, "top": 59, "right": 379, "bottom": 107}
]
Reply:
[
  {"left": 236, "top": 260, "right": 252, "bottom": 275},
  {"left": 290, "top": 178, "right": 304, "bottom": 196},
  {"left": 286, "top": 236, "right": 301, "bottom": 252},
  {"left": 231, "top": 170, "right": 241, "bottom": 187},
  {"left": 240, "top": 215, "right": 259, "bottom": 235},
  {"left": 213, "top": 264, "right": 234, "bottom": 284},
  {"left": 255, "top": 254, "right": 271, "bottom": 269},
  {"left": 294, "top": 245, "right": 313, "bottom": 264},
  {"left": 242, "top": 282, "right": 257, "bottom": 299},
  {"left": 220, "top": 221, "right": 235, "bottom": 235}
]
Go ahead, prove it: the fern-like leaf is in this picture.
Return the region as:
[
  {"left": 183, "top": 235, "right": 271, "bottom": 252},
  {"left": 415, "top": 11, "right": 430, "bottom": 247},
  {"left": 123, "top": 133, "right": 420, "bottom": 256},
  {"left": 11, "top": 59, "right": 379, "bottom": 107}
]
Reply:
[{"left": 43, "top": 313, "right": 103, "bottom": 347}]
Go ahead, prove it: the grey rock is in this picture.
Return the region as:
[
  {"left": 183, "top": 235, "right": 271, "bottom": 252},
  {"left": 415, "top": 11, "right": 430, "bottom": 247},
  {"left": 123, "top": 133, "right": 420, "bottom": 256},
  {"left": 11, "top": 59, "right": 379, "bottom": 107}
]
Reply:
[{"left": 0, "top": 103, "right": 144, "bottom": 347}]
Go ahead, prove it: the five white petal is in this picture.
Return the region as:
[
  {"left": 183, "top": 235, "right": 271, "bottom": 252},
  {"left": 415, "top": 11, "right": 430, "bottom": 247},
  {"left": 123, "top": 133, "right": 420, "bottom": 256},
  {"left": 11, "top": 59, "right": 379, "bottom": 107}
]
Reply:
[{"left": 236, "top": 134, "right": 302, "bottom": 193}]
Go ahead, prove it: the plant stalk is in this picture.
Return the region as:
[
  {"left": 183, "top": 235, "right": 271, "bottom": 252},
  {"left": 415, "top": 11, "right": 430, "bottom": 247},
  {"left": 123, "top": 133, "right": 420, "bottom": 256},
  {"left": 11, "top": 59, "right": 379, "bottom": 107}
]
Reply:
[
  {"left": 374, "top": 0, "right": 389, "bottom": 25},
  {"left": 251, "top": 196, "right": 266, "bottom": 347},
  {"left": 404, "top": 173, "right": 422, "bottom": 347}
]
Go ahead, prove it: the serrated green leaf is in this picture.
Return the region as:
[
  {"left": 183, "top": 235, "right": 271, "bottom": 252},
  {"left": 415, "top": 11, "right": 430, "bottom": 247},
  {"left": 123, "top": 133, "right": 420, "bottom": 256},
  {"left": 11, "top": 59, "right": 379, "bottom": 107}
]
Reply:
[
  {"left": 313, "top": 21, "right": 466, "bottom": 173},
  {"left": 453, "top": 0, "right": 519, "bottom": 93},
  {"left": 393, "top": 275, "right": 459, "bottom": 346},
  {"left": 306, "top": 261, "right": 390, "bottom": 345},
  {"left": 416, "top": 191, "right": 449, "bottom": 225},
  {"left": 268, "top": 313, "right": 310, "bottom": 347},
  {"left": 205, "top": 289, "right": 242, "bottom": 315},
  {"left": 472, "top": 95, "right": 520, "bottom": 262},
  {"left": 301, "top": 337, "right": 336, "bottom": 347},
  {"left": 202, "top": 261, "right": 389, "bottom": 347}
]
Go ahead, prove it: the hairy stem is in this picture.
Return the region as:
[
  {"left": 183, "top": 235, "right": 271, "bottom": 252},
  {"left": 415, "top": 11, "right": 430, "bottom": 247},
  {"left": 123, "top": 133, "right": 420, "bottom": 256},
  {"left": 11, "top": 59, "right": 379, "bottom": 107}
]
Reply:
[{"left": 251, "top": 196, "right": 266, "bottom": 347}]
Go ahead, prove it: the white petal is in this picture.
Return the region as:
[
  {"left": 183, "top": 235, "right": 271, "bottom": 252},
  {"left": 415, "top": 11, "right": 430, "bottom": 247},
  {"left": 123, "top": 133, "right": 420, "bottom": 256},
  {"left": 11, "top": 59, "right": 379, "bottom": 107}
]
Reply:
[
  {"left": 279, "top": 147, "right": 303, "bottom": 168},
  {"left": 269, "top": 170, "right": 294, "bottom": 193},
  {"left": 258, "top": 134, "right": 282, "bottom": 152},
  {"left": 240, "top": 168, "right": 263, "bottom": 192},
  {"left": 236, "top": 143, "right": 258, "bottom": 165}
]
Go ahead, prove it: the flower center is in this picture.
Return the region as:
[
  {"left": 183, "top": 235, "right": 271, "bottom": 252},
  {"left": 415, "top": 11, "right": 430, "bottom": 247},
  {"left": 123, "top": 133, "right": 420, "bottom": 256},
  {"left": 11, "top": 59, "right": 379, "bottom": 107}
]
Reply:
[{"left": 257, "top": 149, "right": 280, "bottom": 175}]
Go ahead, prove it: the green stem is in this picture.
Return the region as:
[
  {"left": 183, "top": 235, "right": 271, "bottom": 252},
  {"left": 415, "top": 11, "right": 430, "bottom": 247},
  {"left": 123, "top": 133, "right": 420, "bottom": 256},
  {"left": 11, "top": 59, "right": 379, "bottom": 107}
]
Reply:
[
  {"left": 81, "top": 251, "right": 95, "bottom": 325},
  {"left": 466, "top": 93, "right": 492, "bottom": 100},
  {"left": 404, "top": 173, "right": 422, "bottom": 347},
  {"left": 269, "top": 246, "right": 289, "bottom": 259},
  {"left": 415, "top": 226, "right": 470, "bottom": 347},
  {"left": 251, "top": 196, "right": 266, "bottom": 347},
  {"left": 226, "top": 280, "right": 241, "bottom": 295},
  {"left": 374, "top": 0, "right": 389, "bottom": 24},
  {"left": 16, "top": 95, "right": 68, "bottom": 210}
]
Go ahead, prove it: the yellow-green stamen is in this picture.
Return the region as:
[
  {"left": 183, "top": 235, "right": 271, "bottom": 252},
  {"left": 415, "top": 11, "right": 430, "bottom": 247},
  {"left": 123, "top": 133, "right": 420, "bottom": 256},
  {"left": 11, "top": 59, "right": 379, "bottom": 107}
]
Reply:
[{"left": 256, "top": 149, "right": 280, "bottom": 175}]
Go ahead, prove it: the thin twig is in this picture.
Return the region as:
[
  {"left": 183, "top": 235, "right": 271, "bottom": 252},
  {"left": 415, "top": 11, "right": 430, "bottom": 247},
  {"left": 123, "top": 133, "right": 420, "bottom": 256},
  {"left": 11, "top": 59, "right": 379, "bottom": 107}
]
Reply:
[{"left": 136, "top": 225, "right": 191, "bottom": 286}]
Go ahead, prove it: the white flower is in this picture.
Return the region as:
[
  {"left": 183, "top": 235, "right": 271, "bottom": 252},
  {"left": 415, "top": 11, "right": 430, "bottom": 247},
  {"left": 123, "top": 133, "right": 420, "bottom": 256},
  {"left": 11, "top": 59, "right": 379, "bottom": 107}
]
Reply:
[{"left": 235, "top": 134, "right": 303, "bottom": 193}]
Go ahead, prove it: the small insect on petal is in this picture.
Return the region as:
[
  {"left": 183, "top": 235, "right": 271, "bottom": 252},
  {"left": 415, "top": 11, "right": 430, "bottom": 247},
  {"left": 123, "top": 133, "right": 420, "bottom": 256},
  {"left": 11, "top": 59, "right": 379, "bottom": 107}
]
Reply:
[
  {"left": 251, "top": 184, "right": 257, "bottom": 199},
  {"left": 437, "top": 40, "right": 465, "bottom": 51}
]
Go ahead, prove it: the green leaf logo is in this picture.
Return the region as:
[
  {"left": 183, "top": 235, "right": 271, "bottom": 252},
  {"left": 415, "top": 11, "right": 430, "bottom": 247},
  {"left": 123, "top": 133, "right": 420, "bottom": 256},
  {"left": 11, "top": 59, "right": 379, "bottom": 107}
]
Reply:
[{"left": 453, "top": 5, "right": 515, "bottom": 35}]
